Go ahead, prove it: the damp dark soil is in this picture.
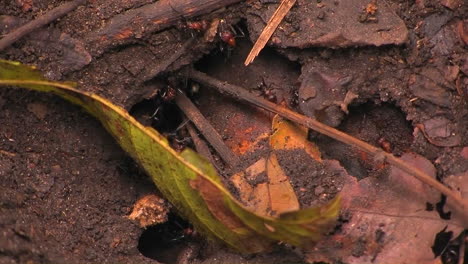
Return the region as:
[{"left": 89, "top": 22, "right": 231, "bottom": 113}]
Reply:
[{"left": 1, "top": 0, "right": 467, "bottom": 263}]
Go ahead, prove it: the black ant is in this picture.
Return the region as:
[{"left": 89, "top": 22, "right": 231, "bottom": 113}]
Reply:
[
  {"left": 254, "top": 77, "right": 277, "bottom": 103},
  {"left": 150, "top": 86, "right": 176, "bottom": 120}
]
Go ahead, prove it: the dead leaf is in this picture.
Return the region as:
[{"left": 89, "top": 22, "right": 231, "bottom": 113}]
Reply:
[
  {"left": 232, "top": 115, "right": 323, "bottom": 217},
  {"left": 0, "top": 60, "right": 339, "bottom": 253},
  {"left": 231, "top": 158, "right": 271, "bottom": 216},
  {"left": 267, "top": 153, "right": 300, "bottom": 215},
  {"left": 190, "top": 176, "right": 247, "bottom": 231},
  {"left": 270, "top": 115, "right": 321, "bottom": 160},
  {"left": 305, "top": 152, "right": 464, "bottom": 264},
  {"left": 419, "top": 116, "right": 462, "bottom": 147}
]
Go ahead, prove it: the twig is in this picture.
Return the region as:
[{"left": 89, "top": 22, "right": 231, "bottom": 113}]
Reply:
[
  {"left": 0, "top": 149, "right": 16, "bottom": 157},
  {"left": 186, "top": 123, "right": 217, "bottom": 166},
  {"left": 89, "top": 0, "right": 243, "bottom": 57},
  {"left": 244, "top": 0, "right": 296, "bottom": 66},
  {"left": 0, "top": 0, "right": 86, "bottom": 51},
  {"left": 182, "top": 68, "right": 468, "bottom": 222},
  {"left": 175, "top": 90, "right": 240, "bottom": 167}
]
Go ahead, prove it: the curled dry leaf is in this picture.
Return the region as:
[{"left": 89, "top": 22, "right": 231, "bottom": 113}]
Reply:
[
  {"left": 232, "top": 115, "right": 320, "bottom": 216},
  {"left": 231, "top": 114, "right": 341, "bottom": 242},
  {"left": 0, "top": 60, "right": 340, "bottom": 253},
  {"left": 305, "top": 152, "right": 464, "bottom": 264},
  {"left": 416, "top": 116, "right": 462, "bottom": 147}
]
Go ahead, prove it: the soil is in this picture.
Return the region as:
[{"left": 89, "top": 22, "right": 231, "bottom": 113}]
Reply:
[{"left": 0, "top": 0, "right": 467, "bottom": 264}]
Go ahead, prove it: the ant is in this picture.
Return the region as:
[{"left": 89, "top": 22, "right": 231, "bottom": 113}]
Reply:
[
  {"left": 217, "top": 19, "right": 245, "bottom": 51},
  {"left": 176, "top": 17, "right": 244, "bottom": 55},
  {"left": 254, "top": 77, "right": 277, "bottom": 103},
  {"left": 150, "top": 86, "right": 176, "bottom": 120}
]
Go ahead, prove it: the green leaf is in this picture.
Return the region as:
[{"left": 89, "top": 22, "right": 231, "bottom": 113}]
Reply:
[{"left": 0, "top": 59, "right": 340, "bottom": 252}]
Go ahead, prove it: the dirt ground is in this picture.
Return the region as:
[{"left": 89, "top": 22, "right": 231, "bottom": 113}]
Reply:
[{"left": 0, "top": 0, "right": 467, "bottom": 263}]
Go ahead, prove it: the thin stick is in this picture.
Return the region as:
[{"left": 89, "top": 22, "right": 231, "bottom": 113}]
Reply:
[
  {"left": 0, "top": 0, "right": 86, "bottom": 51},
  {"left": 186, "top": 123, "right": 217, "bottom": 166},
  {"left": 0, "top": 149, "right": 16, "bottom": 157},
  {"left": 175, "top": 90, "right": 240, "bottom": 167},
  {"left": 183, "top": 69, "right": 468, "bottom": 221},
  {"left": 244, "top": 0, "right": 296, "bottom": 66},
  {"left": 89, "top": 0, "right": 243, "bottom": 57}
]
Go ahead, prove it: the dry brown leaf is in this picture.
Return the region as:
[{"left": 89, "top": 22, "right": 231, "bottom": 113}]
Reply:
[
  {"left": 305, "top": 152, "right": 464, "bottom": 264},
  {"left": 267, "top": 153, "right": 300, "bottom": 215},
  {"left": 231, "top": 158, "right": 271, "bottom": 216},
  {"left": 270, "top": 115, "right": 321, "bottom": 160},
  {"left": 190, "top": 176, "right": 246, "bottom": 231},
  {"left": 231, "top": 115, "right": 321, "bottom": 216}
]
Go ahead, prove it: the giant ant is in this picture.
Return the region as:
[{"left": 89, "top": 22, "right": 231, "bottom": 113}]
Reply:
[{"left": 217, "top": 19, "right": 245, "bottom": 53}]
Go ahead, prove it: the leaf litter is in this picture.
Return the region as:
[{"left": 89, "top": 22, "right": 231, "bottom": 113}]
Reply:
[
  {"left": 0, "top": 60, "right": 340, "bottom": 253},
  {"left": 305, "top": 152, "right": 465, "bottom": 264}
]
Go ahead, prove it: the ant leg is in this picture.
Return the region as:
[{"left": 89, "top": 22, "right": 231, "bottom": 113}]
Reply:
[
  {"left": 150, "top": 106, "right": 161, "bottom": 119},
  {"left": 174, "top": 118, "right": 190, "bottom": 132},
  {"left": 233, "top": 24, "right": 245, "bottom": 38}
]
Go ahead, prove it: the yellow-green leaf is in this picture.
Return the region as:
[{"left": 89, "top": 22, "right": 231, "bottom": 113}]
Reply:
[{"left": 0, "top": 59, "right": 340, "bottom": 252}]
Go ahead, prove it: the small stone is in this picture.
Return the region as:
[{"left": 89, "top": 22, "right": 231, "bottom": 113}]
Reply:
[
  {"left": 128, "top": 194, "right": 170, "bottom": 228},
  {"left": 315, "top": 186, "right": 325, "bottom": 195},
  {"left": 271, "top": 36, "right": 281, "bottom": 45}
]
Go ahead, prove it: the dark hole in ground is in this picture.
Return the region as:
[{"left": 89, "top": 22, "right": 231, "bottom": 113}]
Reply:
[
  {"left": 314, "top": 102, "right": 413, "bottom": 179},
  {"left": 440, "top": 230, "right": 468, "bottom": 264},
  {"left": 432, "top": 226, "right": 453, "bottom": 258},
  {"left": 130, "top": 96, "right": 183, "bottom": 133},
  {"left": 138, "top": 213, "right": 195, "bottom": 264},
  {"left": 194, "top": 37, "right": 301, "bottom": 105},
  {"left": 436, "top": 195, "right": 452, "bottom": 220},
  {"left": 130, "top": 89, "right": 193, "bottom": 151}
]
